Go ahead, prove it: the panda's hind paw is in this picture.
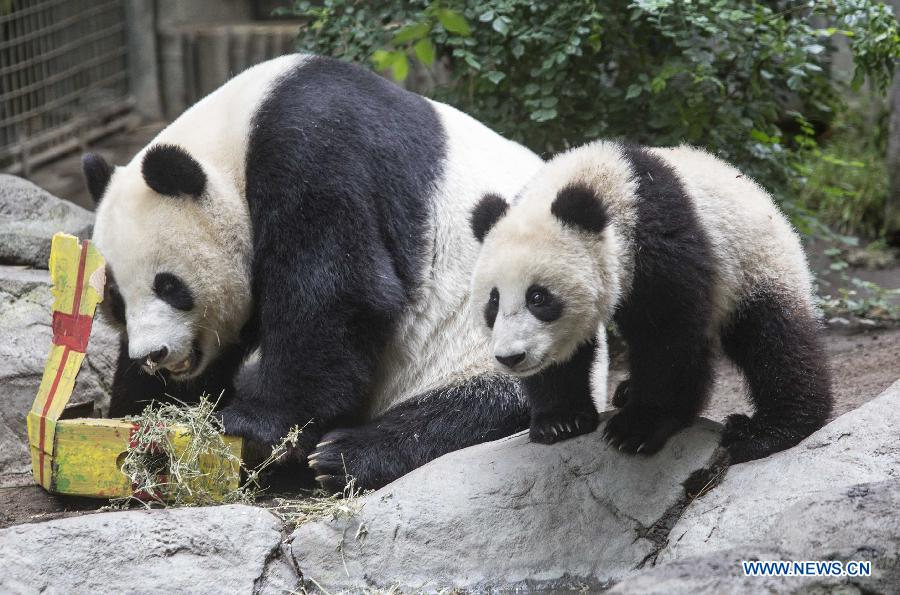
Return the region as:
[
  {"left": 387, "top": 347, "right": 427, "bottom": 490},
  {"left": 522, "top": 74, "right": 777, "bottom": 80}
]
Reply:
[
  {"left": 720, "top": 413, "right": 802, "bottom": 464},
  {"left": 529, "top": 408, "right": 599, "bottom": 444}
]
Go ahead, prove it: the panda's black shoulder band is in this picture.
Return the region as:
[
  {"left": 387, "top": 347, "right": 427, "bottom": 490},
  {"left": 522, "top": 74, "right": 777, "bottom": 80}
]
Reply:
[
  {"left": 551, "top": 183, "right": 608, "bottom": 233},
  {"left": 142, "top": 144, "right": 206, "bottom": 198},
  {"left": 470, "top": 193, "right": 509, "bottom": 243}
]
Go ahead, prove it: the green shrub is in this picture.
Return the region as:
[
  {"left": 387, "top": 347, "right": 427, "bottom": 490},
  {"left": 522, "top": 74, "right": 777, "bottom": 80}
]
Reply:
[{"left": 280, "top": 0, "right": 899, "bottom": 234}]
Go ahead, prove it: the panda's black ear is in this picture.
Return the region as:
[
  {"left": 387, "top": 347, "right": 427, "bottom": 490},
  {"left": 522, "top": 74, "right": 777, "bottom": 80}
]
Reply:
[
  {"left": 551, "top": 183, "right": 608, "bottom": 233},
  {"left": 82, "top": 153, "right": 113, "bottom": 205},
  {"left": 470, "top": 193, "right": 509, "bottom": 243},
  {"left": 141, "top": 144, "right": 206, "bottom": 198}
]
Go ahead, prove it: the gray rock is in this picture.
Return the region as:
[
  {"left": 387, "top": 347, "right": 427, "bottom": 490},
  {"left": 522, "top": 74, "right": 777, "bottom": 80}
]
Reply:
[
  {"left": 0, "top": 504, "right": 299, "bottom": 594},
  {"left": 0, "top": 266, "right": 117, "bottom": 486},
  {"left": 290, "top": 416, "right": 724, "bottom": 592},
  {"left": 613, "top": 479, "right": 900, "bottom": 593},
  {"left": 0, "top": 174, "right": 94, "bottom": 268},
  {"left": 660, "top": 379, "right": 900, "bottom": 562}
]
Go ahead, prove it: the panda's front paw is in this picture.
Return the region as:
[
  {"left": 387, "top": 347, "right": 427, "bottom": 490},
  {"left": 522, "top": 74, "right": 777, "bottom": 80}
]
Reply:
[
  {"left": 529, "top": 407, "right": 599, "bottom": 444},
  {"left": 602, "top": 404, "right": 684, "bottom": 455},
  {"left": 219, "top": 404, "right": 317, "bottom": 452},
  {"left": 306, "top": 427, "right": 398, "bottom": 494}
]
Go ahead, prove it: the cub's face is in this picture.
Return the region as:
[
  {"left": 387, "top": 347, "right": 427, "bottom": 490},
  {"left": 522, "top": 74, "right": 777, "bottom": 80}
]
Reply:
[
  {"left": 84, "top": 145, "right": 252, "bottom": 380},
  {"left": 469, "top": 186, "right": 609, "bottom": 376}
]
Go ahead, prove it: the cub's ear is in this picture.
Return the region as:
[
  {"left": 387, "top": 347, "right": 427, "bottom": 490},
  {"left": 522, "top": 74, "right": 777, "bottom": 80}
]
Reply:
[
  {"left": 82, "top": 153, "right": 113, "bottom": 205},
  {"left": 470, "top": 193, "right": 509, "bottom": 243},
  {"left": 551, "top": 183, "right": 608, "bottom": 233},
  {"left": 141, "top": 144, "right": 206, "bottom": 198}
]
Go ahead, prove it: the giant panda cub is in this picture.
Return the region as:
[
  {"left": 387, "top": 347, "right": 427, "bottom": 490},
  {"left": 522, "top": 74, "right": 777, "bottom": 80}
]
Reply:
[{"left": 470, "top": 140, "right": 832, "bottom": 462}]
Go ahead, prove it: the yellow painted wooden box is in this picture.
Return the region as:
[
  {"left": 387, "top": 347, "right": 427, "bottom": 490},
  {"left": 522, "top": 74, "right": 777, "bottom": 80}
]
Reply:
[{"left": 26, "top": 233, "right": 242, "bottom": 499}]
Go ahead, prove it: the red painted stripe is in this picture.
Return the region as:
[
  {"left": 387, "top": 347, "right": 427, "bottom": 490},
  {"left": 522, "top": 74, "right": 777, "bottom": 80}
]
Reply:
[
  {"left": 39, "top": 345, "right": 71, "bottom": 485},
  {"left": 71, "top": 240, "right": 89, "bottom": 316},
  {"left": 38, "top": 241, "right": 89, "bottom": 486}
]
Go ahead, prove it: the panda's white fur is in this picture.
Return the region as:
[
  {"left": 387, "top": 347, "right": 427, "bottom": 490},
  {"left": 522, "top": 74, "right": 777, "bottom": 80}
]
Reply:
[{"left": 471, "top": 140, "right": 831, "bottom": 460}]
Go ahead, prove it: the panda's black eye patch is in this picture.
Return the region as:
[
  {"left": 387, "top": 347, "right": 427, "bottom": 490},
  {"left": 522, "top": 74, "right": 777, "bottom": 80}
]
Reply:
[
  {"left": 484, "top": 287, "right": 500, "bottom": 329},
  {"left": 525, "top": 284, "right": 562, "bottom": 322},
  {"left": 153, "top": 272, "right": 194, "bottom": 311}
]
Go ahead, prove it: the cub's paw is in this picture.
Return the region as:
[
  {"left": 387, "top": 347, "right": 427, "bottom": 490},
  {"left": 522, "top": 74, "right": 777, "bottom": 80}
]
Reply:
[
  {"left": 611, "top": 379, "right": 631, "bottom": 408},
  {"left": 529, "top": 407, "right": 599, "bottom": 444},
  {"left": 306, "top": 427, "right": 396, "bottom": 494},
  {"left": 602, "top": 405, "right": 684, "bottom": 455},
  {"left": 720, "top": 413, "right": 795, "bottom": 464},
  {"left": 721, "top": 413, "right": 753, "bottom": 445}
]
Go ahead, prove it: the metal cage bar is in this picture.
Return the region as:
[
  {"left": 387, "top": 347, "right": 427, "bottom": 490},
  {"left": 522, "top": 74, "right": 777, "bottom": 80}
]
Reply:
[{"left": 0, "top": 0, "right": 133, "bottom": 175}]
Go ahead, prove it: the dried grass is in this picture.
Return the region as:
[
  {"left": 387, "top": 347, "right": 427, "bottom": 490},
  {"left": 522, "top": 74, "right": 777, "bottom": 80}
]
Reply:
[{"left": 108, "top": 394, "right": 368, "bottom": 529}]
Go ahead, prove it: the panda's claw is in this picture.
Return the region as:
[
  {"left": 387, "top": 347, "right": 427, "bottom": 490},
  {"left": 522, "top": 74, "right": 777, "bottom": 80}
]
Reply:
[
  {"left": 636, "top": 442, "right": 646, "bottom": 454},
  {"left": 317, "top": 440, "right": 335, "bottom": 448}
]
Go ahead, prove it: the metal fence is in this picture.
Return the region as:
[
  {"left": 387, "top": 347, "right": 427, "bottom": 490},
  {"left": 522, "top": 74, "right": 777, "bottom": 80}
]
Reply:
[{"left": 0, "top": 0, "right": 133, "bottom": 175}]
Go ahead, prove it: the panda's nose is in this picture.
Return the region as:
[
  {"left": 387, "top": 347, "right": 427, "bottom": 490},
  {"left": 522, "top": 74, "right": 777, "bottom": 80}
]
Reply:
[
  {"left": 495, "top": 352, "right": 526, "bottom": 368},
  {"left": 141, "top": 346, "right": 169, "bottom": 365}
]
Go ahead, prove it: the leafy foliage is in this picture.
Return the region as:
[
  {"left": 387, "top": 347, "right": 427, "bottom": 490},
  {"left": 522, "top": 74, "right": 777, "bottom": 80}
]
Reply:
[{"left": 281, "top": 0, "right": 899, "bottom": 239}]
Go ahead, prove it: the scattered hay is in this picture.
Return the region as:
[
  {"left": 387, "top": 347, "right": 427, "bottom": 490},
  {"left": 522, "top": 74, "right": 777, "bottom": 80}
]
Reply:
[
  {"left": 266, "top": 475, "right": 368, "bottom": 532},
  {"left": 108, "top": 394, "right": 350, "bottom": 520}
]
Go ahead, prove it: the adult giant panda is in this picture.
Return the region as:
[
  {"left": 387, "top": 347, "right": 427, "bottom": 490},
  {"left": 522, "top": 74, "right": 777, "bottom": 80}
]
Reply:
[
  {"left": 84, "top": 54, "right": 542, "bottom": 490},
  {"left": 469, "top": 140, "right": 832, "bottom": 463}
]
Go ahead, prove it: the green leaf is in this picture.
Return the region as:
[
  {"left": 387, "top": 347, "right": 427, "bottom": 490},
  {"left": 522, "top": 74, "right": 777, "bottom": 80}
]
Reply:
[
  {"left": 438, "top": 9, "right": 471, "bottom": 36},
  {"left": 530, "top": 108, "right": 558, "bottom": 122},
  {"left": 625, "top": 84, "right": 642, "bottom": 100},
  {"left": 492, "top": 17, "right": 510, "bottom": 36},
  {"left": 391, "top": 52, "right": 409, "bottom": 82},
  {"left": 464, "top": 54, "right": 482, "bottom": 70},
  {"left": 371, "top": 49, "right": 393, "bottom": 71},
  {"left": 393, "top": 22, "right": 431, "bottom": 44},
  {"left": 750, "top": 129, "right": 771, "bottom": 143},
  {"left": 413, "top": 38, "right": 436, "bottom": 66},
  {"left": 486, "top": 70, "right": 506, "bottom": 84}
]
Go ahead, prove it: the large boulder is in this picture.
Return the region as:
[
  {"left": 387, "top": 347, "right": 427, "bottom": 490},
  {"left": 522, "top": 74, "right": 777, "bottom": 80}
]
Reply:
[
  {"left": 659, "top": 378, "right": 900, "bottom": 561},
  {"left": 0, "top": 505, "right": 299, "bottom": 594},
  {"left": 289, "top": 416, "right": 724, "bottom": 592},
  {"left": 608, "top": 379, "right": 900, "bottom": 592},
  {"left": 612, "top": 479, "right": 900, "bottom": 593},
  {"left": 0, "top": 267, "right": 117, "bottom": 486},
  {"left": 0, "top": 175, "right": 94, "bottom": 268}
]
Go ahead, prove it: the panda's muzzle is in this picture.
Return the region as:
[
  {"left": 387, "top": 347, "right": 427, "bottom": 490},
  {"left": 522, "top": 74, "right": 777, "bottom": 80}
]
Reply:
[{"left": 139, "top": 341, "right": 201, "bottom": 378}]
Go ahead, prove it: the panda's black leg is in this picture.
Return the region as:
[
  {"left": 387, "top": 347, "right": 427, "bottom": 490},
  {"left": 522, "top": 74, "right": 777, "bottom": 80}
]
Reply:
[
  {"left": 602, "top": 328, "right": 714, "bottom": 455},
  {"left": 611, "top": 378, "right": 631, "bottom": 408},
  {"left": 306, "top": 373, "right": 529, "bottom": 491},
  {"left": 522, "top": 339, "right": 600, "bottom": 444},
  {"left": 720, "top": 290, "right": 832, "bottom": 463}
]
